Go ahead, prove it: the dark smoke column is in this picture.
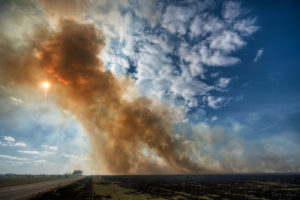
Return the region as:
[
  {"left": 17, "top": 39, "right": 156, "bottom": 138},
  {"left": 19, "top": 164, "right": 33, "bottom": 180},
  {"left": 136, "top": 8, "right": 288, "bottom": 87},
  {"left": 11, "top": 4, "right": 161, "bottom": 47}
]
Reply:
[{"left": 36, "top": 20, "right": 206, "bottom": 174}]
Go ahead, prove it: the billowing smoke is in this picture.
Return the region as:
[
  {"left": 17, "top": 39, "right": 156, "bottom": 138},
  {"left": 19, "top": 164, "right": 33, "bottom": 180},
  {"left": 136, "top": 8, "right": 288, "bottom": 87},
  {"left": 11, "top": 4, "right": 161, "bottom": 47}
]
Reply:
[
  {"left": 38, "top": 20, "right": 207, "bottom": 174},
  {"left": 1, "top": 19, "right": 206, "bottom": 174}
]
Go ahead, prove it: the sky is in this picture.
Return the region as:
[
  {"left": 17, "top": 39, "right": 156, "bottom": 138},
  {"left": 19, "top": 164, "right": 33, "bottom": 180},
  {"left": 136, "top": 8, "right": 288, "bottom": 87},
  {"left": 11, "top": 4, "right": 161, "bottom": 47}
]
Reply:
[{"left": 0, "top": 0, "right": 299, "bottom": 174}]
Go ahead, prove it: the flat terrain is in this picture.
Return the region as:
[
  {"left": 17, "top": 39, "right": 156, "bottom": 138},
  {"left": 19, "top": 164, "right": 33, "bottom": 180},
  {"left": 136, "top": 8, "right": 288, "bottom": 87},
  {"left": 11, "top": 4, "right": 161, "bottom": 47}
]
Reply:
[
  {"left": 32, "top": 174, "right": 300, "bottom": 200},
  {"left": 0, "top": 176, "right": 85, "bottom": 200},
  {"left": 0, "top": 175, "right": 75, "bottom": 188}
]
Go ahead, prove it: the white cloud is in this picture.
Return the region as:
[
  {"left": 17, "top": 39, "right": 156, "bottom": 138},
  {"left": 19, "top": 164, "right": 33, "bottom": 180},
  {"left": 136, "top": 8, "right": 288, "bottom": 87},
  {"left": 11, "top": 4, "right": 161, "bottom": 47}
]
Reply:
[
  {"left": 217, "top": 77, "right": 231, "bottom": 89},
  {"left": 34, "top": 160, "right": 47, "bottom": 164},
  {"left": 223, "top": 1, "right": 242, "bottom": 21},
  {"left": 209, "top": 31, "right": 245, "bottom": 53},
  {"left": 254, "top": 48, "right": 264, "bottom": 62},
  {"left": 18, "top": 150, "right": 55, "bottom": 156},
  {"left": 2, "top": 136, "right": 27, "bottom": 147},
  {"left": 61, "top": 153, "right": 78, "bottom": 159},
  {"left": 178, "top": 43, "right": 205, "bottom": 78},
  {"left": 3, "top": 136, "right": 15, "bottom": 142},
  {"left": 199, "top": 46, "right": 240, "bottom": 66},
  {"left": 170, "top": 76, "right": 213, "bottom": 107},
  {"left": 18, "top": 150, "right": 39, "bottom": 154},
  {"left": 190, "top": 14, "right": 224, "bottom": 38},
  {"left": 9, "top": 96, "right": 23, "bottom": 105},
  {"left": 234, "top": 18, "right": 259, "bottom": 36},
  {"left": 211, "top": 116, "right": 218, "bottom": 122},
  {"left": 14, "top": 142, "right": 27, "bottom": 147},
  {"left": 42, "top": 145, "right": 58, "bottom": 151},
  {"left": 162, "top": 5, "right": 196, "bottom": 35},
  {"left": 206, "top": 96, "right": 228, "bottom": 109},
  {"left": 134, "top": 0, "right": 162, "bottom": 27},
  {"left": 41, "top": 151, "right": 55, "bottom": 156},
  {"left": 0, "top": 139, "right": 26, "bottom": 147},
  {"left": 0, "top": 154, "right": 28, "bottom": 161}
]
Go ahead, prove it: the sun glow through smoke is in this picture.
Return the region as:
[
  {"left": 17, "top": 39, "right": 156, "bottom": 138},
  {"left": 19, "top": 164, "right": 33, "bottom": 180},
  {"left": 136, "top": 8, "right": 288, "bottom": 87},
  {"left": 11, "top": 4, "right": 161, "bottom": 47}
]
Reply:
[
  {"left": 42, "top": 81, "right": 50, "bottom": 97},
  {"left": 43, "top": 82, "right": 50, "bottom": 89}
]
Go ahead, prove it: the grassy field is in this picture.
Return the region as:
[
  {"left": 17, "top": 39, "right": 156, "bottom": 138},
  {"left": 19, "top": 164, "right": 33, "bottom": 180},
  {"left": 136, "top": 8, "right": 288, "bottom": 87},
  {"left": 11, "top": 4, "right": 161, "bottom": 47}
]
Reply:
[
  {"left": 0, "top": 174, "right": 77, "bottom": 187},
  {"left": 92, "top": 176, "right": 166, "bottom": 200}
]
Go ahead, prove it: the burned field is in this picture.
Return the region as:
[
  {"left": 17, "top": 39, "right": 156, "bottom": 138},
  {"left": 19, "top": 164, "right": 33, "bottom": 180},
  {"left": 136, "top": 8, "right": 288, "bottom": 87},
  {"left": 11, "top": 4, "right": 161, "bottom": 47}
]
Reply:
[{"left": 31, "top": 174, "right": 300, "bottom": 200}]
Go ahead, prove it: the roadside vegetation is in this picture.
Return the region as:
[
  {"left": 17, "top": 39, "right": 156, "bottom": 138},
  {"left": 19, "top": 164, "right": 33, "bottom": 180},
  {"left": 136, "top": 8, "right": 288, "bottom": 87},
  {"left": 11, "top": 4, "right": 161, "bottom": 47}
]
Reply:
[{"left": 0, "top": 170, "right": 83, "bottom": 187}]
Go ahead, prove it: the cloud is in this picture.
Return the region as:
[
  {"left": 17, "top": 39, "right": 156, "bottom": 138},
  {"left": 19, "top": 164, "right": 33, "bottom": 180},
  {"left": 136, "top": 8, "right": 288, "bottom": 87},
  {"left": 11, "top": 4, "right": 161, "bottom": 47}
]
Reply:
[
  {"left": 222, "top": 1, "right": 242, "bottom": 21},
  {"left": 34, "top": 159, "right": 47, "bottom": 164},
  {"left": 217, "top": 77, "right": 231, "bottom": 89},
  {"left": 162, "top": 5, "right": 196, "bottom": 35},
  {"left": 14, "top": 142, "right": 27, "bottom": 147},
  {"left": 211, "top": 116, "right": 218, "bottom": 122},
  {"left": 198, "top": 46, "right": 240, "bottom": 66},
  {"left": 3, "top": 136, "right": 15, "bottom": 142},
  {"left": 9, "top": 97, "right": 23, "bottom": 105},
  {"left": 1, "top": 136, "right": 26, "bottom": 147},
  {"left": 18, "top": 150, "right": 40, "bottom": 155},
  {"left": 42, "top": 145, "right": 58, "bottom": 151},
  {"left": 254, "top": 48, "right": 264, "bottom": 62},
  {"left": 18, "top": 150, "right": 55, "bottom": 156},
  {"left": 170, "top": 76, "right": 213, "bottom": 107},
  {"left": 0, "top": 154, "right": 28, "bottom": 161},
  {"left": 209, "top": 31, "right": 245, "bottom": 53},
  {"left": 205, "top": 96, "right": 229, "bottom": 109},
  {"left": 234, "top": 18, "right": 259, "bottom": 36},
  {"left": 0, "top": 142, "right": 27, "bottom": 147},
  {"left": 190, "top": 14, "right": 224, "bottom": 38},
  {"left": 61, "top": 153, "right": 77, "bottom": 159}
]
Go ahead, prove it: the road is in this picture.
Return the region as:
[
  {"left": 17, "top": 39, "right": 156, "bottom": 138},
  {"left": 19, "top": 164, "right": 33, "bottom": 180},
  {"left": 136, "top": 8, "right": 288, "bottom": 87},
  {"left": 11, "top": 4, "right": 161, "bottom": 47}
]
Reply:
[{"left": 0, "top": 176, "right": 85, "bottom": 200}]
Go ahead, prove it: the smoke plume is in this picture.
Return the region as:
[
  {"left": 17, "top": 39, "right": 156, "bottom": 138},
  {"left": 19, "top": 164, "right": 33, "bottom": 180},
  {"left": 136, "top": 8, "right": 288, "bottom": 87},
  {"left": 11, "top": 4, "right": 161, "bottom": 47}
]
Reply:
[{"left": 0, "top": 19, "right": 206, "bottom": 174}]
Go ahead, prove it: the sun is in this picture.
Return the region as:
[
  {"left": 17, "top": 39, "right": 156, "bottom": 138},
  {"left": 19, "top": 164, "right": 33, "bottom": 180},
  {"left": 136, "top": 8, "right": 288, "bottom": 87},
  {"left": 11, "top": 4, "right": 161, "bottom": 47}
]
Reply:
[
  {"left": 41, "top": 81, "right": 51, "bottom": 97},
  {"left": 42, "top": 81, "right": 50, "bottom": 89}
]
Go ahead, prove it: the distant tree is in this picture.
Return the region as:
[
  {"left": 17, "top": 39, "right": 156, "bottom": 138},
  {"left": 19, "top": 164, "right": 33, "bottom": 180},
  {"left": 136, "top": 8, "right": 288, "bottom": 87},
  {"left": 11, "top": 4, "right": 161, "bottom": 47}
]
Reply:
[{"left": 71, "top": 170, "right": 83, "bottom": 176}]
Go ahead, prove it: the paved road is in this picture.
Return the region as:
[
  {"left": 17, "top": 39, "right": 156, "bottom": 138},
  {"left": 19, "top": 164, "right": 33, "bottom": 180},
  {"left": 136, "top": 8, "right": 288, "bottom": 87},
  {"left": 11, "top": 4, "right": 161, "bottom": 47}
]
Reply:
[{"left": 0, "top": 176, "right": 85, "bottom": 200}]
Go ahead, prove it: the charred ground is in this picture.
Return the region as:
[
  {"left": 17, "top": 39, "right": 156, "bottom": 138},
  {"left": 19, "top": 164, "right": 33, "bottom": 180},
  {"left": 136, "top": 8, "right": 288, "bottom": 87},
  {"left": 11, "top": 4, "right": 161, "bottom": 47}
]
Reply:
[{"left": 31, "top": 174, "right": 300, "bottom": 200}]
